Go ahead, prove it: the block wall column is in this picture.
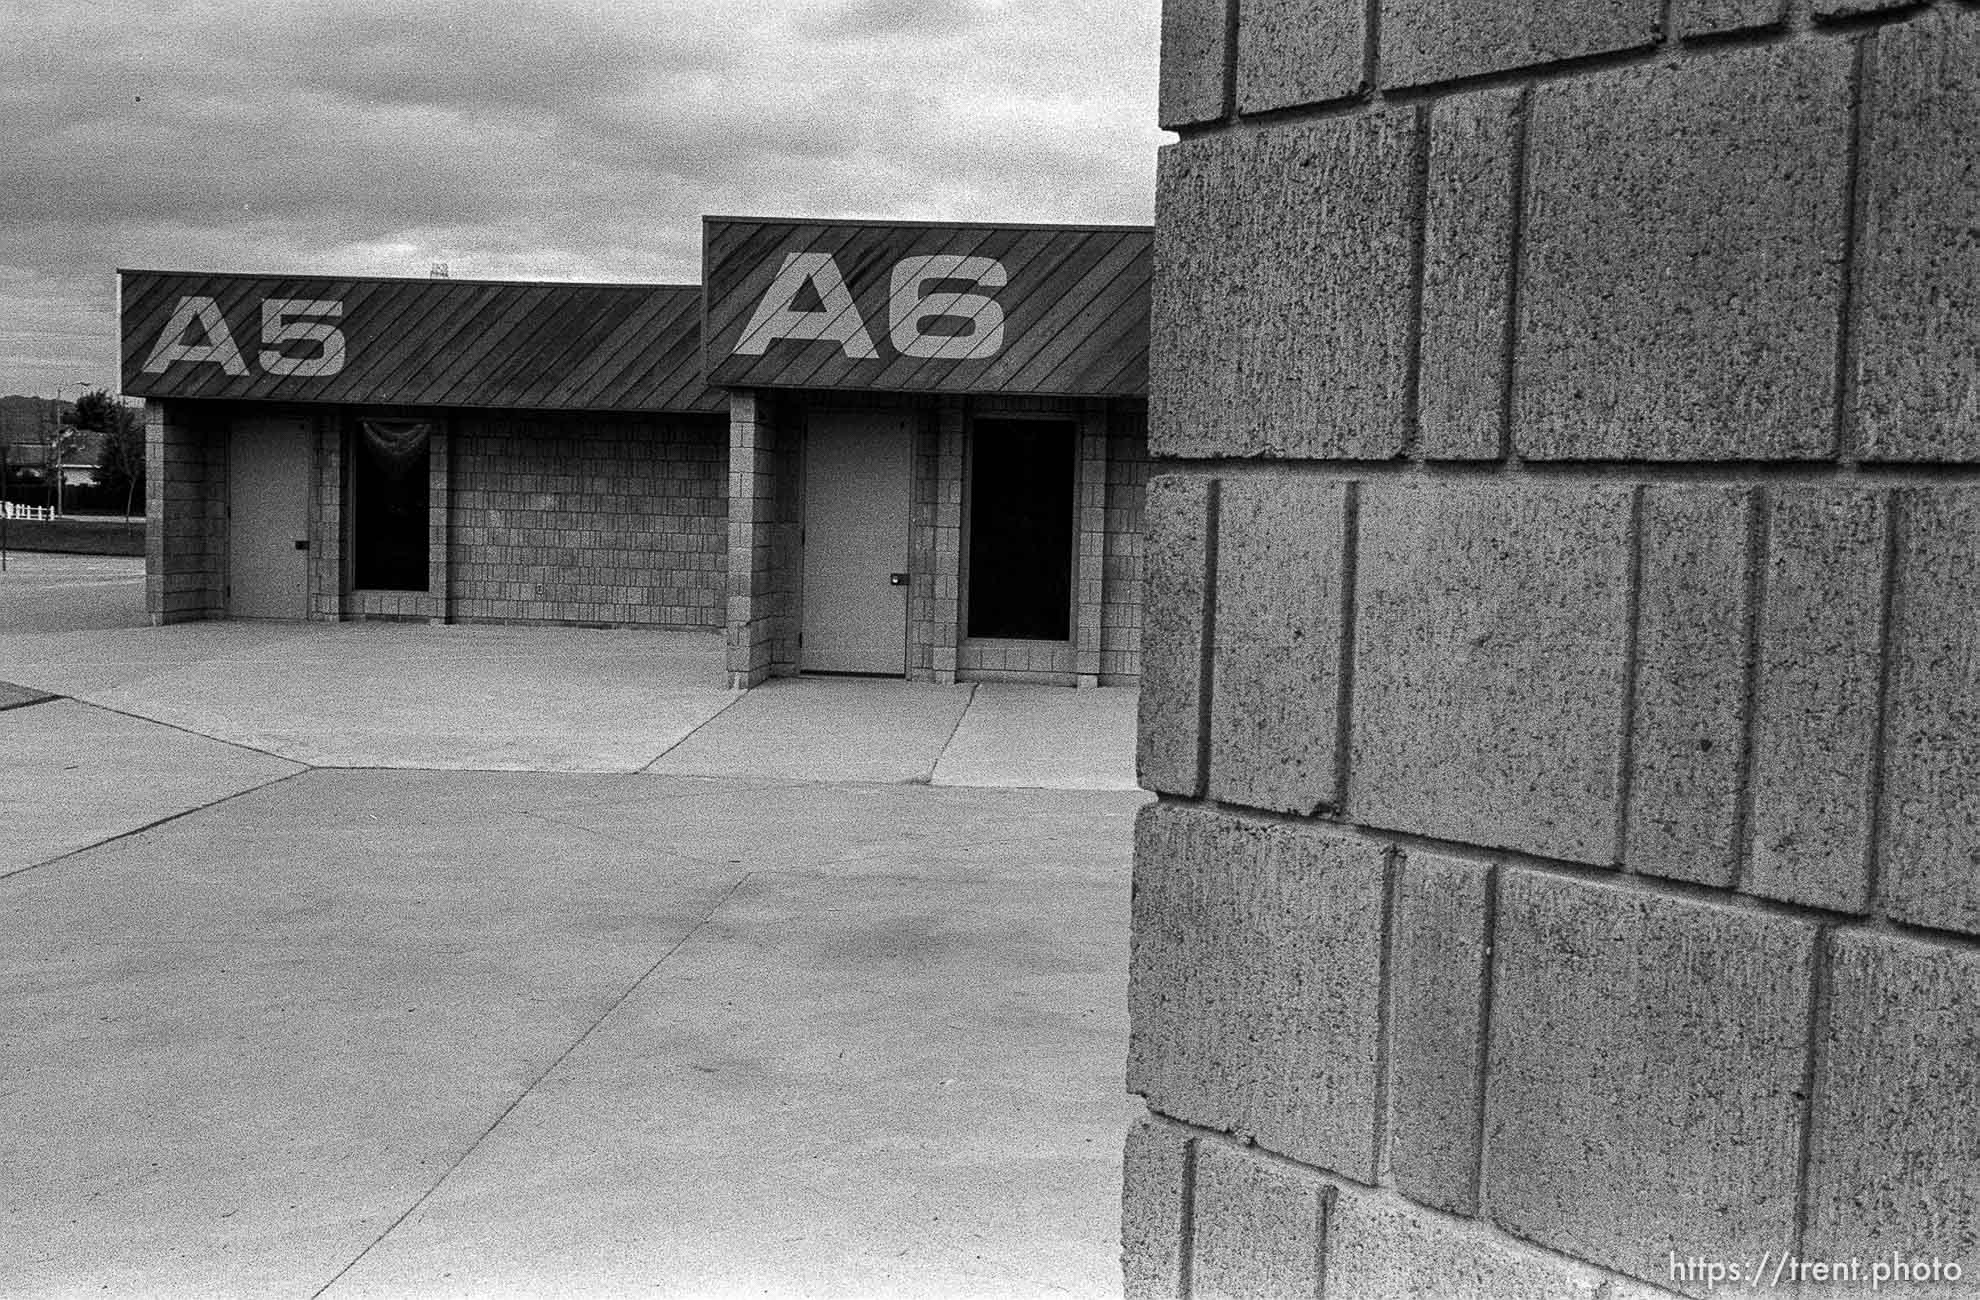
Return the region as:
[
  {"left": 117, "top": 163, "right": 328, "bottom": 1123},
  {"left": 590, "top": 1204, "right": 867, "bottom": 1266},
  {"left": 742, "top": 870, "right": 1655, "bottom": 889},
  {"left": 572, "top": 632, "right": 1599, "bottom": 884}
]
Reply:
[
  {"left": 1073, "top": 405, "right": 1108, "bottom": 687},
  {"left": 1100, "top": 403, "right": 1152, "bottom": 686},
  {"left": 726, "top": 390, "right": 787, "bottom": 688},
  {"left": 1130, "top": 4, "right": 1980, "bottom": 1297},
  {"left": 907, "top": 407, "right": 945, "bottom": 682},
  {"left": 930, "top": 403, "right": 965, "bottom": 684},
  {"left": 143, "top": 400, "right": 224, "bottom": 624},
  {"left": 426, "top": 424, "right": 450, "bottom": 624},
  {"left": 308, "top": 414, "right": 345, "bottom": 621}
]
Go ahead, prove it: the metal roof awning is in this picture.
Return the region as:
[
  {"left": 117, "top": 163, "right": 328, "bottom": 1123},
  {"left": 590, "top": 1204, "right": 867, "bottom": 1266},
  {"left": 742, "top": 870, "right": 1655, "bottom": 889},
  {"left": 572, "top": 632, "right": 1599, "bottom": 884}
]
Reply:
[
  {"left": 120, "top": 272, "right": 721, "bottom": 413},
  {"left": 120, "top": 219, "right": 1153, "bottom": 413},
  {"left": 702, "top": 217, "right": 1151, "bottom": 398}
]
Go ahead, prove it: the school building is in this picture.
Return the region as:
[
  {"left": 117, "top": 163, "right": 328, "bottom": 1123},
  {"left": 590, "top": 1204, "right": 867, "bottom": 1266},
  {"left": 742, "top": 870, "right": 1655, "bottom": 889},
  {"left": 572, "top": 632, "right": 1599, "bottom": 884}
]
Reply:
[{"left": 120, "top": 218, "right": 1152, "bottom": 688}]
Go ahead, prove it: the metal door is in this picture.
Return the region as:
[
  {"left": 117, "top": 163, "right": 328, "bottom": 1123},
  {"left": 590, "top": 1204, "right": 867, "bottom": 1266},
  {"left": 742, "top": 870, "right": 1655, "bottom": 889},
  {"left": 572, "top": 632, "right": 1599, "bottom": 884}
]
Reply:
[
  {"left": 801, "top": 411, "right": 911, "bottom": 674},
  {"left": 227, "top": 417, "right": 310, "bottom": 619}
]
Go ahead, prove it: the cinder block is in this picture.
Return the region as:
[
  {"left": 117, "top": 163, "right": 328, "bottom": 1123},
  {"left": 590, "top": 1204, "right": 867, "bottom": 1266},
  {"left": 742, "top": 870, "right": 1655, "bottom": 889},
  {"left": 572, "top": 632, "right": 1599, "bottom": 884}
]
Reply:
[
  {"left": 1151, "top": 113, "right": 1418, "bottom": 461},
  {"left": 1348, "top": 483, "right": 1632, "bottom": 865},
  {"left": 1207, "top": 477, "right": 1349, "bottom": 814},
  {"left": 1627, "top": 487, "right": 1754, "bottom": 887},
  {"left": 1158, "top": 0, "right": 1227, "bottom": 129},
  {"left": 1388, "top": 851, "right": 1491, "bottom": 1215},
  {"left": 1852, "top": 10, "right": 1980, "bottom": 461},
  {"left": 1515, "top": 44, "right": 1851, "bottom": 460},
  {"left": 1677, "top": 0, "right": 1787, "bottom": 38},
  {"left": 1484, "top": 871, "right": 1815, "bottom": 1289},
  {"left": 1190, "top": 1141, "right": 1328, "bottom": 1300},
  {"left": 1420, "top": 87, "right": 1521, "bottom": 461},
  {"left": 1805, "top": 931, "right": 1980, "bottom": 1287},
  {"left": 1326, "top": 1183, "right": 1612, "bottom": 1299},
  {"left": 1381, "top": 0, "right": 1659, "bottom": 88},
  {"left": 1122, "top": 1115, "right": 1193, "bottom": 1300},
  {"left": 1135, "top": 477, "right": 1216, "bottom": 794},
  {"left": 1747, "top": 488, "right": 1887, "bottom": 914},
  {"left": 1878, "top": 490, "right": 1980, "bottom": 936},
  {"left": 1128, "top": 803, "right": 1389, "bottom": 1179},
  {"left": 1236, "top": 0, "right": 1364, "bottom": 114}
]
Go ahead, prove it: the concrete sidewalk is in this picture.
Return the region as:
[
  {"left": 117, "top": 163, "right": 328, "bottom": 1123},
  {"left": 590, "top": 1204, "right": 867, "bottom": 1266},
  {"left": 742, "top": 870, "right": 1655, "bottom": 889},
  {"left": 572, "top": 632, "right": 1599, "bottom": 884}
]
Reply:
[
  {"left": 0, "top": 592, "right": 1146, "bottom": 1298},
  {"left": 0, "top": 608, "right": 1138, "bottom": 787},
  {"left": 4, "top": 768, "right": 1142, "bottom": 1298}
]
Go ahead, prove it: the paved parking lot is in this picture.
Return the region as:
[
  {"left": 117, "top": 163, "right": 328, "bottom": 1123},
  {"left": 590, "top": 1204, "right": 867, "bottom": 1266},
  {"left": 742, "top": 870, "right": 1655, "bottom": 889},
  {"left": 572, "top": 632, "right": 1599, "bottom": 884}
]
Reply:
[
  {"left": 1, "top": 551, "right": 1145, "bottom": 1298},
  {"left": 0, "top": 549, "right": 147, "bottom": 632}
]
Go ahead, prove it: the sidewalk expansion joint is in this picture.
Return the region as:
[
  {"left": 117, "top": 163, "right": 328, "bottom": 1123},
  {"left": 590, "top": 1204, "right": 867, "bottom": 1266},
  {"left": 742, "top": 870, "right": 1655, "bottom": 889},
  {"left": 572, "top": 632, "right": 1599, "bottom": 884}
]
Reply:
[
  {"left": 635, "top": 690, "right": 750, "bottom": 774},
  {"left": 0, "top": 686, "right": 61, "bottom": 711},
  {"left": 0, "top": 768, "right": 312, "bottom": 883},
  {"left": 922, "top": 681, "right": 981, "bottom": 783},
  {"left": 68, "top": 697, "right": 307, "bottom": 766},
  {"left": 309, "top": 867, "right": 758, "bottom": 1299}
]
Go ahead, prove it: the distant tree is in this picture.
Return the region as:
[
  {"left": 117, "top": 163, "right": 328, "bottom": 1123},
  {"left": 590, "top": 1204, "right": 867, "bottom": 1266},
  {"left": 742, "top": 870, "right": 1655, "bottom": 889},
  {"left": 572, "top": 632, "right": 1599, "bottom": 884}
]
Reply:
[
  {"left": 77, "top": 392, "right": 147, "bottom": 519},
  {"left": 43, "top": 398, "right": 85, "bottom": 514},
  {"left": 68, "top": 389, "right": 119, "bottom": 434}
]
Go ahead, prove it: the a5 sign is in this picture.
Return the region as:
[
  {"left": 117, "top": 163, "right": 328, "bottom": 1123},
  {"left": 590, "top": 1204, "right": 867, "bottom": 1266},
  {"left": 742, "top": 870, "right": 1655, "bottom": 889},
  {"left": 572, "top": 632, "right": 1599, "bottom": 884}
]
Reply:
[
  {"left": 140, "top": 295, "right": 346, "bottom": 378},
  {"left": 119, "top": 272, "right": 721, "bottom": 410}
]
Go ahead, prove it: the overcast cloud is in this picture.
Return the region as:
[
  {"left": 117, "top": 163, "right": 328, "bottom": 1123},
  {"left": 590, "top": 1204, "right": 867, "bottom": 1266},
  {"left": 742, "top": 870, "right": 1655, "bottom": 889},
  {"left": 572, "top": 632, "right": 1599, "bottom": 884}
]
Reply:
[{"left": 1, "top": 0, "right": 1165, "bottom": 397}]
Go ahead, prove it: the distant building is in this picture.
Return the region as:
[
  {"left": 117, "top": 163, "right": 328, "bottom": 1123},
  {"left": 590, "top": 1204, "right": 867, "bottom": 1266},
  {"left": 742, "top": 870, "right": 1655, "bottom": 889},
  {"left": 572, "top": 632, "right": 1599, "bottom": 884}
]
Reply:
[
  {"left": 121, "top": 217, "right": 1153, "bottom": 688},
  {"left": 0, "top": 395, "right": 73, "bottom": 446}
]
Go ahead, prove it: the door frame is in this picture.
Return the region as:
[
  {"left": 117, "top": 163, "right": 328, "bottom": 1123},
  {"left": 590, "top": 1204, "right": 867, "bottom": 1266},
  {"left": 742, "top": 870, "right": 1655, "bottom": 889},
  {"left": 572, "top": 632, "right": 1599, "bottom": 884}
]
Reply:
[
  {"left": 226, "top": 413, "right": 314, "bottom": 620},
  {"left": 958, "top": 409, "right": 1082, "bottom": 649},
  {"left": 798, "top": 409, "right": 913, "bottom": 675}
]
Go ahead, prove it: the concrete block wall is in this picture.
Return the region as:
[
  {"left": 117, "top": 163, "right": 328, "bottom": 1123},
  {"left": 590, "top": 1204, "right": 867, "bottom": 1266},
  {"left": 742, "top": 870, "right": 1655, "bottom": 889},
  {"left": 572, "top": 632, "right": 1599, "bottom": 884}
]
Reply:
[
  {"left": 143, "top": 401, "right": 225, "bottom": 623},
  {"left": 1130, "top": 3, "right": 1980, "bottom": 1296},
  {"left": 1101, "top": 407, "right": 1152, "bottom": 684},
  {"left": 307, "top": 420, "right": 345, "bottom": 620},
  {"left": 724, "top": 390, "right": 791, "bottom": 687},
  {"left": 145, "top": 401, "right": 728, "bottom": 636},
  {"left": 1075, "top": 407, "right": 1110, "bottom": 686},
  {"left": 449, "top": 413, "right": 725, "bottom": 628},
  {"left": 956, "top": 636, "right": 1080, "bottom": 681},
  {"left": 909, "top": 401, "right": 964, "bottom": 683}
]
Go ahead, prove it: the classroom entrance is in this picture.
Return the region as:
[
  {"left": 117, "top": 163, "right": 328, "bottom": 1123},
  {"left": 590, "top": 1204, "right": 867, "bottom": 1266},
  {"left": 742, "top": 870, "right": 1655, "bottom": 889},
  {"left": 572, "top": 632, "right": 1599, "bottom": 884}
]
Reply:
[
  {"left": 226, "top": 416, "right": 310, "bottom": 619},
  {"left": 800, "top": 410, "right": 912, "bottom": 674},
  {"left": 966, "top": 418, "right": 1075, "bottom": 643}
]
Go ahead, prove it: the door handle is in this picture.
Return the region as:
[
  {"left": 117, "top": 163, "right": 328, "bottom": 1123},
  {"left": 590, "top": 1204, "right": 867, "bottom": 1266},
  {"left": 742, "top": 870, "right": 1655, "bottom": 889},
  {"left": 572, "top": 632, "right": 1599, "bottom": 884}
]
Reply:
[{"left": 888, "top": 572, "right": 907, "bottom": 586}]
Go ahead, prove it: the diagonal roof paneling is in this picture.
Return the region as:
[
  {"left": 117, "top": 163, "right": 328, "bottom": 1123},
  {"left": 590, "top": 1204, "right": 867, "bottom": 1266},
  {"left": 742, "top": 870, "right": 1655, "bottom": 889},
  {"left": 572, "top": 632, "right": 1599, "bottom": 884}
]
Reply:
[
  {"left": 120, "top": 272, "right": 723, "bottom": 413},
  {"left": 702, "top": 218, "right": 1151, "bottom": 397}
]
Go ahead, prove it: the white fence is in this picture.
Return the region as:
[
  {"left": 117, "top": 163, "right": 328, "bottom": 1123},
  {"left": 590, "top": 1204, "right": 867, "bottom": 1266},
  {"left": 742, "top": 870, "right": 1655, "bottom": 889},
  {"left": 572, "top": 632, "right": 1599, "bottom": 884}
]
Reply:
[{"left": 2, "top": 501, "right": 55, "bottom": 521}]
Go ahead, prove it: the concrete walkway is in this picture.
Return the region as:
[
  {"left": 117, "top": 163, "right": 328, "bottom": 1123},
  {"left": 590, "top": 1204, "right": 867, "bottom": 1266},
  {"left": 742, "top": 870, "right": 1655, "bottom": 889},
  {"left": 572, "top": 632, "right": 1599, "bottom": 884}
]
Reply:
[
  {"left": 0, "top": 561, "right": 1138, "bottom": 787},
  {"left": 0, "top": 554, "right": 1147, "bottom": 1299}
]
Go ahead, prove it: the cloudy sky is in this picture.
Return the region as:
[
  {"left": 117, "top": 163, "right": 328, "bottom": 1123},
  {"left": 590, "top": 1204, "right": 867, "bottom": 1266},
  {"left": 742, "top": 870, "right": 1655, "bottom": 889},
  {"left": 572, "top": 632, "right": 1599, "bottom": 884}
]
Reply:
[{"left": 2, "top": 0, "right": 1165, "bottom": 399}]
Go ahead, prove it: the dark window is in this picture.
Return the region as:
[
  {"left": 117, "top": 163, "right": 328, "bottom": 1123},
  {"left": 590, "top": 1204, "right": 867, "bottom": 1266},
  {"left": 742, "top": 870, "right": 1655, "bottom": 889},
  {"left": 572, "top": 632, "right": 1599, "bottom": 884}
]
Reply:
[
  {"left": 966, "top": 418, "right": 1074, "bottom": 640},
  {"left": 352, "top": 419, "right": 430, "bottom": 591}
]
